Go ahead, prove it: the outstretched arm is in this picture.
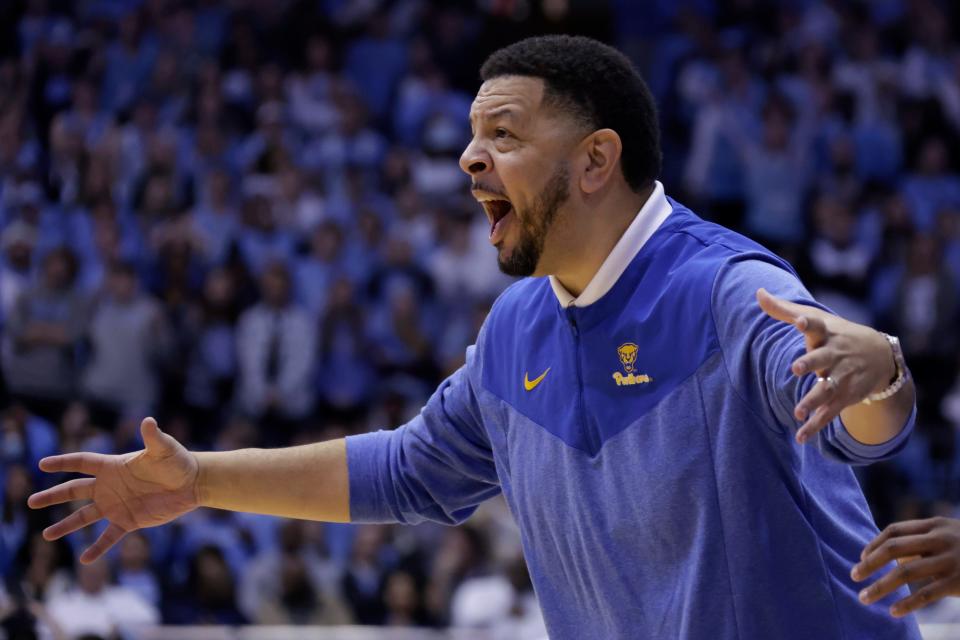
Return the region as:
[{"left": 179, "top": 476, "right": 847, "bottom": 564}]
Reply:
[
  {"left": 28, "top": 417, "right": 349, "bottom": 564},
  {"left": 195, "top": 439, "right": 348, "bottom": 520}
]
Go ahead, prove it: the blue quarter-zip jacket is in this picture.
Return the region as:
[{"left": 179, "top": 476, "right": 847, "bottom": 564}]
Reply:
[{"left": 346, "top": 201, "right": 921, "bottom": 639}]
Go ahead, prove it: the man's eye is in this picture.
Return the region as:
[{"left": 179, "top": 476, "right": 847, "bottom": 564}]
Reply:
[{"left": 494, "top": 128, "right": 510, "bottom": 139}]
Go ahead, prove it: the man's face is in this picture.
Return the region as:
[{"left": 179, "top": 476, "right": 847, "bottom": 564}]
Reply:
[
  {"left": 109, "top": 269, "right": 137, "bottom": 302},
  {"left": 460, "top": 76, "right": 579, "bottom": 277},
  {"left": 261, "top": 267, "right": 290, "bottom": 307}
]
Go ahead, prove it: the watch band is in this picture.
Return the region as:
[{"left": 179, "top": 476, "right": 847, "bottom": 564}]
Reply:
[{"left": 862, "top": 334, "right": 909, "bottom": 405}]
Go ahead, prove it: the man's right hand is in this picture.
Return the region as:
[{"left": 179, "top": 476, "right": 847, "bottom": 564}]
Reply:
[
  {"left": 27, "top": 417, "right": 200, "bottom": 564},
  {"left": 853, "top": 517, "right": 960, "bottom": 616}
]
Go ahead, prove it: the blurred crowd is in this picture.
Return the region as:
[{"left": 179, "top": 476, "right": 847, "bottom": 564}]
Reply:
[{"left": 2, "top": 0, "right": 960, "bottom": 637}]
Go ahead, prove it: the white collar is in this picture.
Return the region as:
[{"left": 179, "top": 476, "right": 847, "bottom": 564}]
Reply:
[{"left": 549, "top": 180, "right": 672, "bottom": 308}]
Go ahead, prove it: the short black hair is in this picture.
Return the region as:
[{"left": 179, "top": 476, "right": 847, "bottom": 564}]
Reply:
[{"left": 480, "top": 35, "right": 661, "bottom": 192}]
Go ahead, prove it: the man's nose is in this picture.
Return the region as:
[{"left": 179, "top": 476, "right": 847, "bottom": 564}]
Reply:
[{"left": 459, "top": 139, "right": 491, "bottom": 176}]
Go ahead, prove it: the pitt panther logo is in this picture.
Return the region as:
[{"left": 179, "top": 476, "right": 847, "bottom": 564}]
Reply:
[{"left": 613, "top": 342, "right": 653, "bottom": 387}]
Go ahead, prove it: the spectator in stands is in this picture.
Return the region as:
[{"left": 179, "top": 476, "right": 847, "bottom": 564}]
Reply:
[
  {"left": 190, "top": 168, "right": 239, "bottom": 267},
  {"left": 12, "top": 533, "right": 73, "bottom": 605},
  {"left": 425, "top": 526, "right": 492, "bottom": 626},
  {"left": 235, "top": 261, "right": 316, "bottom": 434},
  {"left": 81, "top": 260, "right": 173, "bottom": 424},
  {"left": 738, "top": 94, "right": 814, "bottom": 253},
  {"left": 241, "top": 520, "right": 351, "bottom": 626},
  {"left": 56, "top": 401, "right": 113, "bottom": 458},
  {"left": 3, "top": 247, "right": 88, "bottom": 422},
  {"left": 115, "top": 532, "right": 160, "bottom": 610},
  {"left": 287, "top": 35, "right": 339, "bottom": 138},
  {"left": 45, "top": 557, "right": 159, "bottom": 638},
  {"left": 236, "top": 192, "right": 296, "bottom": 277},
  {"left": 800, "top": 193, "right": 873, "bottom": 323},
  {"left": 341, "top": 525, "right": 393, "bottom": 625},
  {"left": 1, "top": 464, "right": 44, "bottom": 577},
  {"left": 383, "top": 570, "right": 432, "bottom": 627},
  {"left": 1, "top": 404, "right": 58, "bottom": 486},
  {"left": 273, "top": 165, "right": 325, "bottom": 237},
  {"left": 316, "top": 278, "right": 376, "bottom": 415},
  {"left": 902, "top": 138, "right": 960, "bottom": 232},
  {"left": 167, "top": 544, "right": 246, "bottom": 625},
  {"left": 181, "top": 267, "right": 239, "bottom": 437},
  {"left": 73, "top": 199, "right": 128, "bottom": 293},
  {"left": 427, "top": 208, "right": 508, "bottom": 303},
  {"left": 449, "top": 553, "right": 545, "bottom": 635},
  {"left": 367, "top": 277, "right": 439, "bottom": 382},
  {"left": 295, "top": 220, "right": 346, "bottom": 318},
  {"left": 0, "top": 220, "right": 36, "bottom": 326},
  {"left": 343, "top": 14, "right": 409, "bottom": 125}
]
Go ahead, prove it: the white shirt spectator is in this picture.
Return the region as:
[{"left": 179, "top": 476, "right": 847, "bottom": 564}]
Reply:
[
  {"left": 236, "top": 302, "right": 317, "bottom": 419},
  {"left": 46, "top": 560, "right": 159, "bottom": 640},
  {"left": 46, "top": 585, "right": 158, "bottom": 639}
]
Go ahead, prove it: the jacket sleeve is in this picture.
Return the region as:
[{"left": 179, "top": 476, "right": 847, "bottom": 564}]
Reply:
[
  {"left": 711, "top": 256, "right": 914, "bottom": 465},
  {"left": 345, "top": 343, "right": 501, "bottom": 524}
]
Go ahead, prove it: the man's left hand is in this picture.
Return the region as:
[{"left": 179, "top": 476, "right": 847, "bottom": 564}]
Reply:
[{"left": 756, "top": 288, "right": 897, "bottom": 444}]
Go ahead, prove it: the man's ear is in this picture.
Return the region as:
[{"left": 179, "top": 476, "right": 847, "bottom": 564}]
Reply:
[{"left": 579, "top": 128, "right": 622, "bottom": 195}]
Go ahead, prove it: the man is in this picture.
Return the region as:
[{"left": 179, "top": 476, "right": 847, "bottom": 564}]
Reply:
[
  {"left": 3, "top": 247, "right": 89, "bottom": 423},
  {"left": 81, "top": 260, "right": 172, "bottom": 421},
  {"left": 235, "top": 260, "right": 317, "bottom": 426},
  {"left": 28, "top": 36, "right": 920, "bottom": 638},
  {"left": 44, "top": 557, "right": 159, "bottom": 638}
]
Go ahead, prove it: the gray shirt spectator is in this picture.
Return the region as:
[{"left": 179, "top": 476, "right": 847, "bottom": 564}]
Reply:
[
  {"left": 81, "top": 261, "right": 172, "bottom": 419},
  {"left": 3, "top": 248, "right": 88, "bottom": 408},
  {"left": 0, "top": 221, "right": 37, "bottom": 327}
]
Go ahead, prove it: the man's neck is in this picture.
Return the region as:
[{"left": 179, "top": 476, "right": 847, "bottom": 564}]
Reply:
[{"left": 550, "top": 184, "right": 655, "bottom": 298}]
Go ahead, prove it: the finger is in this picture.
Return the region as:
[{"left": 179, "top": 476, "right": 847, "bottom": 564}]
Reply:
[
  {"left": 756, "top": 289, "right": 829, "bottom": 340},
  {"left": 141, "top": 417, "right": 175, "bottom": 455},
  {"left": 792, "top": 346, "right": 836, "bottom": 376},
  {"left": 858, "top": 556, "right": 949, "bottom": 605},
  {"left": 38, "top": 452, "right": 108, "bottom": 476},
  {"left": 796, "top": 402, "right": 842, "bottom": 444},
  {"left": 794, "top": 374, "right": 840, "bottom": 423},
  {"left": 889, "top": 577, "right": 960, "bottom": 617},
  {"left": 862, "top": 519, "right": 941, "bottom": 560},
  {"left": 43, "top": 503, "right": 103, "bottom": 541},
  {"left": 756, "top": 288, "right": 801, "bottom": 324},
  {"left": 28, "top": 478, "right": 95, "bottom": 509},
  {"left": 852, "top": 534, "right": 948, "bottom": 581},
  {"left": 79, "top": 522, "right": 128, "bottom": 564},
  {"left": 796, "top": 315, "right": 829, "bottom": 345}
]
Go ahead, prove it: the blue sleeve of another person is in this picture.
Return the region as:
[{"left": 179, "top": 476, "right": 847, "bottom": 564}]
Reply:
[
  {"left": 711, "top": 257, "right": 914, "bottom": 464},
  {"left": 345, "top": 344, "right": 501, "bottom": 525}
]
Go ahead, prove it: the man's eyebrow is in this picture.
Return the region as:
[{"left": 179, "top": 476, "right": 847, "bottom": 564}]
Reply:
[{"left": 469, "top": 107, "right": 520, "bottom": 128}]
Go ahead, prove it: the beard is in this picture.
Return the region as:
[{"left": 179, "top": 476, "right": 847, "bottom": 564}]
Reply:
[{"left": 497, "top": 162, "right": 570, "bottom": 277}]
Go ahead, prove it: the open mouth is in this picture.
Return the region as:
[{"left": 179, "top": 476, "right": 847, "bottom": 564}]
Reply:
[
  {"left": 484, "top": 199, "right": 513, "bottom": 228},
  {"left": 473, "top": 189, "right": 516, "bottom": 244}
]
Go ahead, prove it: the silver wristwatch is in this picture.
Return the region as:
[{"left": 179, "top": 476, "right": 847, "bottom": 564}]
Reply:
[{"left": 862, "top": 334, "right": 909, "bottom": 405}]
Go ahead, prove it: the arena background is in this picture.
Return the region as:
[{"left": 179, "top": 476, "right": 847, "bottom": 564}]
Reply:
[{"left": 2, "top": 0, "right": 960, "bottom": 638}]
